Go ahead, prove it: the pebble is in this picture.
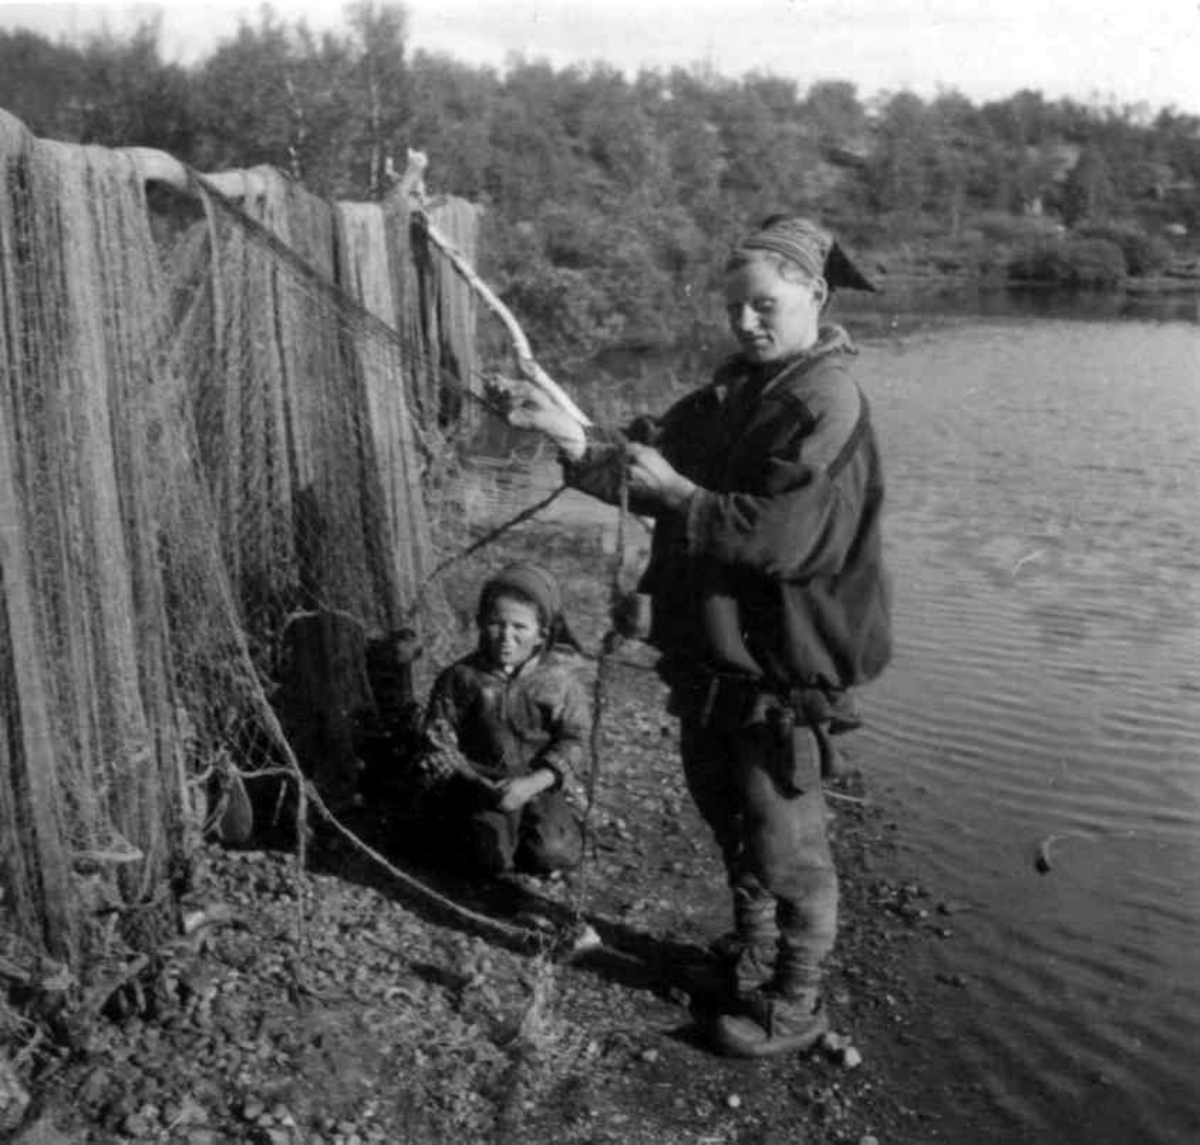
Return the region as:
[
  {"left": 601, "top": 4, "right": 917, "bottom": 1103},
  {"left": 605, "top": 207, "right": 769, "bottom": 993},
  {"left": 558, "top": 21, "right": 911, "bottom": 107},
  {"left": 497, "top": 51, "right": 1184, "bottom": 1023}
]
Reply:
[
  {"left": 820, "top": 1031, "right": 850, "bottom": 1054},
  {"left": 78, "top": 1066, "right": 111, "bottom": 1107},
  {"left": 568, "top": 923, "right": 602, "bottom": 956},
  {"left": 0, "top": 1063, "right": 30, "bottom": 1134},
  {"left": 937, "top": 899, "right": 972, "bottom": 916},
  {"left": 121, "top": 1111, "right": 153, "bottom": 1137},
  {"left": 185, "top": 1131, "right": 221, "bottom": 1145},
  {"left": 860, "top": 1136, "right": 880, "bottom": 1145},
  {"left": 16, "top": 728, "right": 936, "bottom": 1140},
  {"left": 665, "top": 985, "right": 691, "bottom": 1007}
]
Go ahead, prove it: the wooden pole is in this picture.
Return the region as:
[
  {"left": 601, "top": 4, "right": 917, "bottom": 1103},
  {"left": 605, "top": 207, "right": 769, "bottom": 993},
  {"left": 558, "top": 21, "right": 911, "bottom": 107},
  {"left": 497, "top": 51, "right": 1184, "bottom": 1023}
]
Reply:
[
  {"left": 123, "top": 148, "right": 262, "bottom": 201},
  {"left": 397, "top": 149, "right": 592, "bottom": 429},
  {"left": 126, "top": 145, "right": 591, "bottom": 429}
]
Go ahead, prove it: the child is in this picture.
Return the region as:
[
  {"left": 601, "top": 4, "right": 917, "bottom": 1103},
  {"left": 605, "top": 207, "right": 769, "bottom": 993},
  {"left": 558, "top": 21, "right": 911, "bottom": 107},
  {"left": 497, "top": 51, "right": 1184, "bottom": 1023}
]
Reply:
[{"left": 415, "top": 562, "right": 588, "bottom": 876}]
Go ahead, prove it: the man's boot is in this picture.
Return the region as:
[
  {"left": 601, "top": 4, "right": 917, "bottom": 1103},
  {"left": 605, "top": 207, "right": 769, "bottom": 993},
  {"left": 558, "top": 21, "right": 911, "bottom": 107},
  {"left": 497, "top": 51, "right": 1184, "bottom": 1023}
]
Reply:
[
  {"left": 727, "top": 885, "right": 778, "bottom": 996},
  {"left": 710, "top": 933, "right": 828, "bottom": 1057},
  {"left": 710, "top": 986, "right": 828, "bottom": 1057},
  {"left": 683, "top": 886, "right": 777, "bottom": 1002}
]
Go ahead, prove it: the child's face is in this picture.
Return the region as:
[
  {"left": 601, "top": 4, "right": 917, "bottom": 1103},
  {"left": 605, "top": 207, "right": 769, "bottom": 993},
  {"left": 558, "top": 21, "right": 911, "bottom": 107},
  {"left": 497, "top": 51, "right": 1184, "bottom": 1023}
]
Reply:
[
  {"left": 480, "top": 595, "right": 544, "bottom": 672},
  {"left": 724, "top": 258, "right": 826, "bottom": 363}
]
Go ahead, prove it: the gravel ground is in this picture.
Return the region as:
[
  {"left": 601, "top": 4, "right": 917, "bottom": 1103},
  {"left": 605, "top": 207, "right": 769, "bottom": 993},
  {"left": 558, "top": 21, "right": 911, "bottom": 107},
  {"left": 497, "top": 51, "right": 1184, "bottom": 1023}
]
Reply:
[{"left": 7, "top": 532, "right": 1003, "bottom": 1144}]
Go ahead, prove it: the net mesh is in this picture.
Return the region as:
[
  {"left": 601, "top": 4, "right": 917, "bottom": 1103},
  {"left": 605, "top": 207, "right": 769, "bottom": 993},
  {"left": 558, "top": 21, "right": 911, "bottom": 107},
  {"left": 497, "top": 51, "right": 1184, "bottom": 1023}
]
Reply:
[
  {"left": 1, "top": 115, "right": 193, "bottom": 963},
  {"left": 1, "top": 103, "right": 621, "bottom": 974}
]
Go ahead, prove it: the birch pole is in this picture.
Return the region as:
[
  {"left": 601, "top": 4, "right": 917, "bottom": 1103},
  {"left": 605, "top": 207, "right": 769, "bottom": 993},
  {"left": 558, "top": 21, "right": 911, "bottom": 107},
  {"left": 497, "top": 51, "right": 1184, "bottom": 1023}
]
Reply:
[{"left": 398, "top": 150, "right": 592, "bottom": 429}]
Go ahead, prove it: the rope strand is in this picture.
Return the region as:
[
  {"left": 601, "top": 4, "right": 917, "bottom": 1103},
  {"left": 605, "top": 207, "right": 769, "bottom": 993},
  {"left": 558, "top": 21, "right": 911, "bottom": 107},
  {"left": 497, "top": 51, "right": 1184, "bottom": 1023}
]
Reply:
[{"left": 571, "top": 441, "right": 629, "bottom": 924}]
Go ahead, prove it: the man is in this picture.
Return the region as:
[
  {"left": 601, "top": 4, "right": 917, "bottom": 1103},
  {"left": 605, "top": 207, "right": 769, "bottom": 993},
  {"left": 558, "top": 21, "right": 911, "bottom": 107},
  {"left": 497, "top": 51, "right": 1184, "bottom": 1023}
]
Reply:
[{"left": 505, "top": 216, "right": 891, "bottom": 1056}]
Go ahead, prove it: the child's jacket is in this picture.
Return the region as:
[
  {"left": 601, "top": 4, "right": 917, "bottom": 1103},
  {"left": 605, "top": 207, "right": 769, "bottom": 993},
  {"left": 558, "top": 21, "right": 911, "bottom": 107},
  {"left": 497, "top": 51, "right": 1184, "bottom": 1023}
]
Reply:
[{"left": 423, "top": 647, "right": 589, "bottom": 789}]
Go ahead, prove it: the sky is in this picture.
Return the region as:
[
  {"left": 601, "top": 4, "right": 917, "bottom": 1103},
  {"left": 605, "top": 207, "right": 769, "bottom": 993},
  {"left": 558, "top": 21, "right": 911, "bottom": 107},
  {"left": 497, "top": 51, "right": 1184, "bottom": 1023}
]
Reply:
[{"left": 3, "top": 0, "right": 1200, "bottom": 115}]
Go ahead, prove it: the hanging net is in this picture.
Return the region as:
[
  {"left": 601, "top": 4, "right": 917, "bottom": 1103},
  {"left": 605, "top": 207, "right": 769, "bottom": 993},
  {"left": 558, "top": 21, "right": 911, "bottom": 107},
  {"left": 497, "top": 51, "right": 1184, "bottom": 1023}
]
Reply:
[
  {"left": 1, "top": 112, "right": 195, "bottom": 963},
  {"left": 0, "top": 106, "right": 630, "bottom": 974}
]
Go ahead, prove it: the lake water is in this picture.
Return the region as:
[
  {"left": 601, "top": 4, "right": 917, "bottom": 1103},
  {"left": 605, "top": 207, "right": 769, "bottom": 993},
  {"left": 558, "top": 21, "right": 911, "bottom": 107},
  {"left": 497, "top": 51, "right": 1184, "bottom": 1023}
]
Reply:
[
  {"left": 462, "top": 299, "right": 1200, "bottom": 1142},
  {"left": 857, "top": 315, "right": 1200, "bottom": 1143}
]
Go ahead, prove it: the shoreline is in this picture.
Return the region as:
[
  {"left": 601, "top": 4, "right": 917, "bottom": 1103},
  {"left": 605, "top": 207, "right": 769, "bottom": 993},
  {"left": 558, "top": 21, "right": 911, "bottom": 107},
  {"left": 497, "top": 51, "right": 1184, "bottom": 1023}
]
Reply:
[
  {"left": 584, "top": 273, "right": 1199, "bottom": 380},
  {"left": 9, "top": 524, "right": 1010, "bottom": 1144},
  {"left": 16, "top": 690, "right": 999, "bottom": 1145}
]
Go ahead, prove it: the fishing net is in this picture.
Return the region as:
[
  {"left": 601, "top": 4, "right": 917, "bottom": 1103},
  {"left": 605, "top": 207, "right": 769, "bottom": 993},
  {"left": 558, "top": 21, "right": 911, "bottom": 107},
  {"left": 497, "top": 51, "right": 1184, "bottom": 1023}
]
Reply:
[
  {"left": 0, "top": 103, "right": 491, "bottom": 962},
  {"left": 0, "top": 111, "right": 190, "bottom": 962},
  {"left": 0, "top": 99, "right": 632, "bottom": 977}
]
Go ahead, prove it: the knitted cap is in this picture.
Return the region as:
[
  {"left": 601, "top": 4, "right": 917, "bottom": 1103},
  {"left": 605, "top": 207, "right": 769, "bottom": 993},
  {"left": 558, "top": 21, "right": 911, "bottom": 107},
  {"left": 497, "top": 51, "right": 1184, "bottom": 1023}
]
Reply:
[
  {"left": 478, "top": 562, "right": 582, "bottom": 653},
  {"left": 732, "top": 215, "right": 876, "bottom": 292},
  {"left": 478, "top": 562, "right": 563, "bottom": 625}
]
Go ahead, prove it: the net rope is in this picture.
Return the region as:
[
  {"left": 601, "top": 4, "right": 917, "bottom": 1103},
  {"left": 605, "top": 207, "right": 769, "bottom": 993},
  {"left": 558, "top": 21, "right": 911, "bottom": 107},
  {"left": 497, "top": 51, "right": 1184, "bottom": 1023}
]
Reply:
[{"left": 0, "top": 108, "right": 639, "bottom": 974}]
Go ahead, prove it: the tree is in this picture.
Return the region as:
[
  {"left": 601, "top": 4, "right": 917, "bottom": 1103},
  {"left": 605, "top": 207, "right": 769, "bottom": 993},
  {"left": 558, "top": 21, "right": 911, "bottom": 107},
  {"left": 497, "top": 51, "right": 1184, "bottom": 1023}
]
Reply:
[
  {"left": 191, "top": 10, "right": 309, "bottom": 178},
  {"left": 0, "top": 30, "right": 96, "bottom": 137},
  {"left": 1062, "top": 145, "right": 1117, "bottom": 224},
  {"left": 866, "top": 91, "right": 933, "bottom": 219},
  {"left": 803, "top": 80, "right": 865, "bottom": 147},
  {"left": 0, "top": 20, "right": 194, "bottom": 153},
  {"left": 344, "top": 3, "right": 410, "bottom": 197}
]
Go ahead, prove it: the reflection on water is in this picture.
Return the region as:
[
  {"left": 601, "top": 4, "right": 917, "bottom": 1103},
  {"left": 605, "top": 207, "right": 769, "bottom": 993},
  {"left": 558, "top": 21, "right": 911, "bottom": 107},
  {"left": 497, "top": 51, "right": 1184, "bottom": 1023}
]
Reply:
[
  {"left": 858, "top": 317, "right": 1200, "bottom": 1143},
  {"left": 462, "top": 302, "right": 1200, "bottom": 1142}
]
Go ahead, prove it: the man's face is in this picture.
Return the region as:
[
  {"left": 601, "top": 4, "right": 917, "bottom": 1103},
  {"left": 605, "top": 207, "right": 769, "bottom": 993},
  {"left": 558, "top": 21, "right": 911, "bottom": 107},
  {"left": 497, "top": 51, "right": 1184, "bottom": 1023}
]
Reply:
[
  {"left": 724, "top": 259, "right": 826, "bottom": 363},
  {"left": 480, "top": 595, "right": 544, "bottom": 673}
]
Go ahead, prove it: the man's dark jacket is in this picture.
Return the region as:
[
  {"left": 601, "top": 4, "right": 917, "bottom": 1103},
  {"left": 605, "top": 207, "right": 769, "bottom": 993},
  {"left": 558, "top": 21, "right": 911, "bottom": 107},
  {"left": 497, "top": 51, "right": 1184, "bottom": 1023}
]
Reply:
[{"left": 566, "top": 326, "right": 892, "bottom": 710}]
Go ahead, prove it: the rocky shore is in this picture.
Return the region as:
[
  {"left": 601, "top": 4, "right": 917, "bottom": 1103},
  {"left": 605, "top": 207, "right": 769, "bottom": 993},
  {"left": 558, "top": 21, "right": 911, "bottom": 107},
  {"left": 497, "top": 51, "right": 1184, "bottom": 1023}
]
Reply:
[{"left": 8, "top": 536, "right": 1004, "bottom": 1144}]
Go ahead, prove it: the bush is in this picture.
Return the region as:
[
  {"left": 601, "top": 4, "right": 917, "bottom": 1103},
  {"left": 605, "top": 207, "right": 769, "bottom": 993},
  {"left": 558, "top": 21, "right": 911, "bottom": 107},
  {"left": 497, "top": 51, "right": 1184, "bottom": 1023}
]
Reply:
[
  {"left": 1073, "top": 221, "right": 1172, "bottom": 276},
  {"left": 972, "top": 210, "right": 1062, "bottom": 246},
  {"left": 1007, "top": 236, "right": 1127, "bottom": 287}
]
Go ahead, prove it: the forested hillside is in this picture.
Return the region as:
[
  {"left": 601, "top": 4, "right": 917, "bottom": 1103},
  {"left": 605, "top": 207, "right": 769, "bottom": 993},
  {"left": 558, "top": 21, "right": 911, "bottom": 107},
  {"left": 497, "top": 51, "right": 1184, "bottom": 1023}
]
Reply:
[{"left": 3, "top": 2, "right": 1197, "bottom": 368}]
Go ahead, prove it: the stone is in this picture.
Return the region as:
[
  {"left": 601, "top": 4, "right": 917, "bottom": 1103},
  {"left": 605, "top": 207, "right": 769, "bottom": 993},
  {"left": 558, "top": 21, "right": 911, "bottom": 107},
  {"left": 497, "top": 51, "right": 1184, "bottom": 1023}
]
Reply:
[
  {"left": 77, "top": 1066, "right": 112, "bottom": 1108},
  {"left": 185, "top": 1131, "right": 221, "bottom": 1145},
  {"left": 0, "top": 1057, "right": 31, "bottom": 1136},
  {"left": 121, "top": 1111, "right": 152, "bottom": 1137},
  {"left": 819, "top": 1031, "right": 850, "bottom": 1055},
  {"left": 567, "top": 923, "right": 602, "bottom": 957}
]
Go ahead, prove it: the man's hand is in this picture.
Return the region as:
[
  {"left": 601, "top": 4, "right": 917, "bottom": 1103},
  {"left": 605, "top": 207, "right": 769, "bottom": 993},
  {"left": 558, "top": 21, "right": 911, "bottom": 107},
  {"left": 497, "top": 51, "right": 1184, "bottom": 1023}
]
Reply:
[
  {"left": 495, "top": 769, "right": 556, "bottom": 813},
  {"left": 487, "top": 377, "right": 587, "bottom": 459},
  {"left": 626, "top": 443, "right": 697, "bottom": 511}
]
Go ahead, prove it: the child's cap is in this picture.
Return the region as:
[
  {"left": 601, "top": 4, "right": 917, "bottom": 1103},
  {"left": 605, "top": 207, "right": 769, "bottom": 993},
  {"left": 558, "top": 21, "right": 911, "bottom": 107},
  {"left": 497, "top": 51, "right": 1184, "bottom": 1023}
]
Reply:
[
  {"left": 478, "top": 562, "right": 564, "bottom": 625},
  {"left": 478, "top": 562, "right": 582, "bottom": 653},
  {"left": 731, "top": 215, "right": 876, "bottom": 292}
]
